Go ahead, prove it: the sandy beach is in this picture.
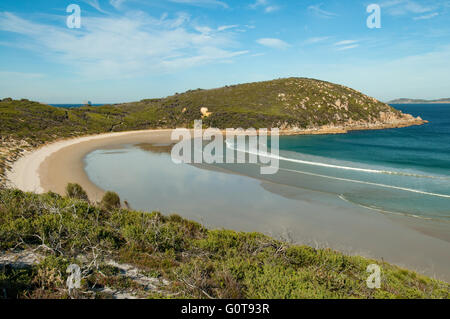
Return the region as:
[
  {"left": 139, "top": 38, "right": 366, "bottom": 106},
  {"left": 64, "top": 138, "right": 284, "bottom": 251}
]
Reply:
[
  {"left": 5, "top": 112, "right": 426, "bottom": 199},
  {"left": 7, "top": 129, "right": 176, "bottom": 202}
]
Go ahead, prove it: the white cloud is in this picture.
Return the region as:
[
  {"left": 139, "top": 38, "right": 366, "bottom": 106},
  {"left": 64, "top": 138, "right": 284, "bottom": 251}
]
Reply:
[
  {"left": 336, "top": 44, "right": 359, "bottom": 51},
  {"left": 413, "top": 12, "right": 439, "bottom": 20},
  {"left": 380, "top": 0, "right": 436, "bottom": 16},
  {"left": 250, "top": 0, "right": 279, "bottom": 13},
  {"left": 334, "top": 40, "right": 358, "bottom": 46},
  {"left": 249, "top": 0, "right": 267, "bottom": 9},
  {"left": 217, "top": 24, "right": 238, "bottom": 31},
  {"left": 265, "top": 6, "right": 279, "bottom": 13},
  {"left": 168, "top": 0, "right": 229, "bottom": 9},
  {"left": 334, "top": 40, "right": 359, "bottom": 51},
  {"left": 82, "top": 0, "right": 107, "bottom": 13},
  {"left": 109, "top": 0, "right": 127, "bottom": 10},
  {"left": 307, "top": 4, "right": 337, "bottom": 18},
  {"left": 304, "top": 36, "right": 330, "bottom": 44},
  {"left": 324, "top": 45, "right": 450, "bottom": 100},
  {"left": 0, "top": 11, "right": 247, "bottom": 79},
  {"left": 194, "top": 25, "right": 213, "bottom": 34},
  {"left": 380, "top": 0, "right": 446, "bottom": 21},
  {"left": 256, "top": 38, "right": 289, "bottom": 49}
]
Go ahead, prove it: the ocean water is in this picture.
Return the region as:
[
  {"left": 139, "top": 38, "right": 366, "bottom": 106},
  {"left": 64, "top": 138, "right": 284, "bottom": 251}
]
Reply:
[
  {"left": 270, "top": 104, "right": 450, "bottom": 220},
  {"left": 84, "top": 104, "right": 450, "bottom": 222},
  {"left": 215, "top": 104, "right": 450, "bottom": 220},
  {"left": 50, "top": 104, "right": 105, "bottom": 108}
]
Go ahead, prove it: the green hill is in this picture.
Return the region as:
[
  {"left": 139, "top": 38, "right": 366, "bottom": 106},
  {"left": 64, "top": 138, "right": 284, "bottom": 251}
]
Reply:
[
  {"left": 1, "top": 78, "right": 421, "bottom": 140},
  {"left": 0, "top": 77, "right": 423, "bottom": 183},
  {"left": 121, "top": 77, "right": 422, "bottom": 129}
]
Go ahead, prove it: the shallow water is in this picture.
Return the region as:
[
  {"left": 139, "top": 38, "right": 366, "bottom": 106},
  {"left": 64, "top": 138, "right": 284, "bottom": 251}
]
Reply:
[{"left": 85, "top": 142, "right": 450, "bottom": 242}]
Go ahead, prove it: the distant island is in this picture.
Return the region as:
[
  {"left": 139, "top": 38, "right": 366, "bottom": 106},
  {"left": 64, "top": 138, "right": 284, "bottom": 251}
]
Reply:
[{"left": 389, "top": 98, "right": 450, "bottom": 104}]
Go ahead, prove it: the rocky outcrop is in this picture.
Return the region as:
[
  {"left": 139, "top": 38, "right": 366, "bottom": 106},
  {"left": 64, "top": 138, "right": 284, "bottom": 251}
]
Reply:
[
  {"left": 278, "top": 112, "right": 426, "bottom": 135},
  {"left": 200, "top": 107, "right": 212, "bottom": 118}
]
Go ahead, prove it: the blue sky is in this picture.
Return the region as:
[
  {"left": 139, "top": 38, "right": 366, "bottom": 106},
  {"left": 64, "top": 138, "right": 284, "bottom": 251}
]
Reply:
[{"left": 0, "top": 0, "right": 449, "bottom": 103}]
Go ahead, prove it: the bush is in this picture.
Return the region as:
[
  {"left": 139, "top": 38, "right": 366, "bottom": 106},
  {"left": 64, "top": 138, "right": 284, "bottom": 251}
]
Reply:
[
  {"left": 0, "top": 188, "right": 448, "bottom": 299},
  {"left": 65, "top": 183, "right": 89, "bottom": 201},
  {"left": 101, "top": 191, "right": 121, "bottom": 210}
]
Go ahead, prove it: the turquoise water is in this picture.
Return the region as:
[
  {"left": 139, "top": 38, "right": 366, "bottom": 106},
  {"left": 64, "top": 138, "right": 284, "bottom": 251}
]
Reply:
[
  {"left": 85, "top": 104, "right": 450, "bottom": 221},
  {"left": 216, "top": 104, "right": 450, "bottom": 220},
  {"left": 278, "top": 104, "right": 450, "bottom": 176},
  {"left": 267, "top": 104, "right": 450, "bottom": 220}
]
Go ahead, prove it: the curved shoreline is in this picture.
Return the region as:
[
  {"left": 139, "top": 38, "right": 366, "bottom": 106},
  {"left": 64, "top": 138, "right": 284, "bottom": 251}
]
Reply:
[
  {"left": 6, "top": 118, "right": 426, "bottom": 199},
  {"left": 4, "top": 125, "right": 450, "bottom": 282},
  {"left": 6, "top": 129, "right": 175, "bottom": 202}
]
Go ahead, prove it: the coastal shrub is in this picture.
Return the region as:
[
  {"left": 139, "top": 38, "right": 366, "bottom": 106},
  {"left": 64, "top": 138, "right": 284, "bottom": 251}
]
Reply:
[
  {"left": 0, "top": 188, "right": 448, "bottom": 299},
  {"left": 196, "top": 229, "right": 275, "bottom": 256},
  {"left": 0, "top": 266, "right": 35, "bottom": 299},
  {"left": 33, "top": 256, "right": 70, "bottom": 291},
  {"left": 44, "top": 191, "right": 62, "bottom": 200},
  {"left": 65, "top": 183, "right": 89, "bottom": 201},
  {"left": 101, "top": 191, "right": 121, "bottom": 210}
]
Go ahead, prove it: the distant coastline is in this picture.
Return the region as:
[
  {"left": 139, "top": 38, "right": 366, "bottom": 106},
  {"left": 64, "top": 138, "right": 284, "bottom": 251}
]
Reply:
[
  {"left": 389, "top": 98, "right": 450, "bottom": 104},
  {"left": 49, "top": 104, "right": 105, "bottom": 108}
]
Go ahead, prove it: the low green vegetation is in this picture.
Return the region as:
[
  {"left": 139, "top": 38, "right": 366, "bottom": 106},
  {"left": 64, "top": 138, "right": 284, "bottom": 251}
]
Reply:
[
  {"left": 65, "top": 183, "right": 89, "bottom": 201},
  {"left": 101, "top": 191, "right": 121, "bottom": 210},
  {"left": 0, "top": 187, "right": 448, "bottom": 299}
]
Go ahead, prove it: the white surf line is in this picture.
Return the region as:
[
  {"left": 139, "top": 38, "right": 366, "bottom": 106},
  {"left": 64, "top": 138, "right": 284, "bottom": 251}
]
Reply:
[
  {"left": 278, "top": 167, "right": 450, "bottom": 199},
  {"left": 337, "top": 195, "right": 435, "bottom": 221},
  {"left": 278, "top": 155, "right": 447, "bottom": 180},
  {"left": 225, "top": 143, "right": 450, "bottom": 198},
  {"left": 227, "top": 142, "right": 448, "bottom": 179}
]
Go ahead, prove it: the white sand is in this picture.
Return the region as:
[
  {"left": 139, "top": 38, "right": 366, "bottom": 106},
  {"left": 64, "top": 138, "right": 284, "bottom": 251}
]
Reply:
[{"left": 6, "top": 129, "right": 174, "bottom": 195}]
